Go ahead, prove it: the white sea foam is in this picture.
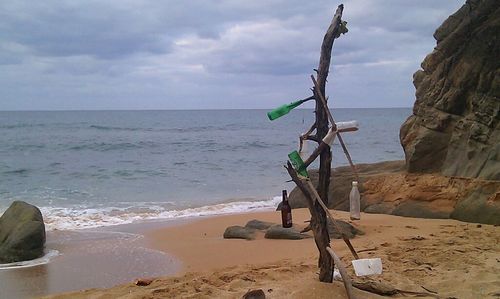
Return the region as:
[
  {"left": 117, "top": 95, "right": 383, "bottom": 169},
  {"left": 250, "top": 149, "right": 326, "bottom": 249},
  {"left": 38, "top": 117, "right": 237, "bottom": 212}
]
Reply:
[
  {"left": 40, "top": 196, "right": 282, "bottom": 231},
  {"left": 0, "top": 250, "right": 60, "bottom": 270}
]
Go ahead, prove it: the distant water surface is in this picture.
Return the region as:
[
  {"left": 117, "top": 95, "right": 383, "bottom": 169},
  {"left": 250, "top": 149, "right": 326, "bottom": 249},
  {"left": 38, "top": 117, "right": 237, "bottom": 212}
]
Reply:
[{"left": 0, "top": 109, "right": 410, "bottom": 229}]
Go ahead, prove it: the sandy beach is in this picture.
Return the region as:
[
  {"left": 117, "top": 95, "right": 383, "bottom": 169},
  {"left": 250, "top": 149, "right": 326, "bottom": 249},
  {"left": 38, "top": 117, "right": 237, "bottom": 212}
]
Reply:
[{"left": 40, "top": 208, "right": 499, "bottom": 299}]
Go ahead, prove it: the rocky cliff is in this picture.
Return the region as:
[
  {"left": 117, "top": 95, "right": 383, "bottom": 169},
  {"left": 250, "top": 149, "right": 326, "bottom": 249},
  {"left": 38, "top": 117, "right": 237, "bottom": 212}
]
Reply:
[{"left": 400, "top": 0, "right": 499, "bottom": 180}]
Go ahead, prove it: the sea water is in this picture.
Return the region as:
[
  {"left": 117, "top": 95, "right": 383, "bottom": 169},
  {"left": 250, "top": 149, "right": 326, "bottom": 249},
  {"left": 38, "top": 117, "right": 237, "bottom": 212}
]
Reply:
[{"left": 0, "top": 108, "right": 410, "bottom": 230}]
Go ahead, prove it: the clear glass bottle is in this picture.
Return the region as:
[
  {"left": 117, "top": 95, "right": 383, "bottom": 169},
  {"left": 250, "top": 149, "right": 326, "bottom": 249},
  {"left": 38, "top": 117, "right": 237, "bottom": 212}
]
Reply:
[{"left": 349, "top": 181, "right": 361, "bottom": 220}]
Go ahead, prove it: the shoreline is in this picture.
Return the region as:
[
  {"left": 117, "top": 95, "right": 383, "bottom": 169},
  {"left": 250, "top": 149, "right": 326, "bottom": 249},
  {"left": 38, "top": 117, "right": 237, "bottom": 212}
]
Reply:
[
  {"left": 0, "top": 217, "right": 190, "bottom": 299},
  {"left": 38, "top": 208, "right": 500, "bottom": 299}
]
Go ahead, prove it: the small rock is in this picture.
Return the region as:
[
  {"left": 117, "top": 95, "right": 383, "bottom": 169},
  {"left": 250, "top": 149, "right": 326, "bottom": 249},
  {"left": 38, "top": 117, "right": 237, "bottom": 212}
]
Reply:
[
  {"left": 223, "top": 226, "right": 256, "bottom": 240},
  {"left": 242, "top": 289, "right": 266, "bottom": 299},
  {"left": 134, "top": 278, "right": 154, "bottom": 286}
]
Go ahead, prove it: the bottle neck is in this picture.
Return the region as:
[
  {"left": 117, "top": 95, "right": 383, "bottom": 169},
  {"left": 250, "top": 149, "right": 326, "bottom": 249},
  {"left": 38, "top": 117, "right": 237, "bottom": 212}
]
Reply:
[
  {"left": 287, "top": 99, "right": 307, "bottom": 110},
  {"left": 282, "top": 190, "right": 288, "bottom": 202}
]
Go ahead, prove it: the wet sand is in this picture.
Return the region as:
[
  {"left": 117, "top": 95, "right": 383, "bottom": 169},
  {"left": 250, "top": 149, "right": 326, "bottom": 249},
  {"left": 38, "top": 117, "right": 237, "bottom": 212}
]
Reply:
[{"left": 0, "top": 220, "right": 186, "bottom": 298}]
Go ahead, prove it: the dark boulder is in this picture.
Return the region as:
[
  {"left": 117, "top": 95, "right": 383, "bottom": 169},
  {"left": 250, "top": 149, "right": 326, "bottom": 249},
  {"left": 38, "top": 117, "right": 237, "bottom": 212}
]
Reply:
[
  {"left": 245, "top": 219, "right": 275, "bottom": 230},
  {"left": 0, "top": 201, "right": 46, "bottom": 263},
  {"left": 264, "top": 225, "right": 311, "bottom": 240},
  {"left": 327, "top": 219, "right": 364, "bottom": 239},
  {"left": 223, "top": 226, "right": 256, "bottom": 240},
  {"left": 301, "top": 219, "right": 364, "bottom": 239}
]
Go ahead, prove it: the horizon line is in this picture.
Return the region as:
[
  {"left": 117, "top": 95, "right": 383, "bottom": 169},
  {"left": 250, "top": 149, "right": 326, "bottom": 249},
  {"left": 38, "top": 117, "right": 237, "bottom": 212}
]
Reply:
[{"left": 0, "top": 107, "right": 412, "bottom": 112}]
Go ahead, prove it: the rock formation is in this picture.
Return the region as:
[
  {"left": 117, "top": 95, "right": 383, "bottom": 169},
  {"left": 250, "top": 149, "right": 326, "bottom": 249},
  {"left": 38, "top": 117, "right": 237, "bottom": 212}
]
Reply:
[
  {"left": 400, "top": 0, "right": 499, "bottom": 180},
  {"left": 0, "top": 201, "right": 46, "bottom": 263},
  {"left": 287, "top": 161, "right": 500, "bottom": 224},
  {"left": 284, "top": 161, "right": 405, "bottom": 211}
]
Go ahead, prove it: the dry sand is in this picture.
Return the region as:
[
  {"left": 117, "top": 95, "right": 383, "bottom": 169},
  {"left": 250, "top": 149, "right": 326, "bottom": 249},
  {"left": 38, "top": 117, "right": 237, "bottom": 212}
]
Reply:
[{"left": 44, "top": 209, "right": 500, "bottom": 299}]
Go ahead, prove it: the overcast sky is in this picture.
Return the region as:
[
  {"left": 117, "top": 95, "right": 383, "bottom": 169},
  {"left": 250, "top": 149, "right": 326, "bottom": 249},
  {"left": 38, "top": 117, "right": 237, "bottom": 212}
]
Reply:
[{"left": 0, "top": 1, "right": 464, "bottom": 110}]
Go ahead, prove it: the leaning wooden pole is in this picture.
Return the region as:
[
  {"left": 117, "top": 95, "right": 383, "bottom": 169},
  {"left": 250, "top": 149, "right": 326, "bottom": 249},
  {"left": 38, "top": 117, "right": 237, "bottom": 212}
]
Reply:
[
  {"left": 326, "top": 247, "right": 356, "bottom": 299},
  {"left": 311, "top": 3, "right": 346, "bottom": 283}
]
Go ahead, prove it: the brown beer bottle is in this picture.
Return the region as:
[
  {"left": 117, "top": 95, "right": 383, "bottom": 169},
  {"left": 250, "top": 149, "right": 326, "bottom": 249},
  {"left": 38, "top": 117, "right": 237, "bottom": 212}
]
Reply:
[{"left": 281, "top": 190, "right": 293, "bottom": 228}]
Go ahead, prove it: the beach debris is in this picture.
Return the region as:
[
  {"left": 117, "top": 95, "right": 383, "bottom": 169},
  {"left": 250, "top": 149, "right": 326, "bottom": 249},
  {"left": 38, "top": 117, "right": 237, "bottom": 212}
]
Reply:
[
  {"left": 223, "top": 226, "right": 256, "bottom": 240},
  {"left": 357, "top": 247, "right": 378, "bottom": 253},
  {"left": 349, "top": 181, "right": 361, "bottom": 220},
  {"left": 264, "top": 225, "right": 311, "bottom": 240},
  {"left": 421, "top": 285, "right": 438, "bottom": 294},
  {"left": 352, "top": 281, "right": 441, "bottom": 298},
  {"left": 352, "top": 281, "right": 397, "bottom": 296},
  {"left": 134, "top": 278, "right": 154, "bottom": 286},
  {"left": 245, "top": 219, "right": 275, "bottom": 230},
  {"left": 351, "top": 258, "right": 383, "bottom": 276},
  {"left": 242, "top": 289, "right": 266, "bottom": 299}
]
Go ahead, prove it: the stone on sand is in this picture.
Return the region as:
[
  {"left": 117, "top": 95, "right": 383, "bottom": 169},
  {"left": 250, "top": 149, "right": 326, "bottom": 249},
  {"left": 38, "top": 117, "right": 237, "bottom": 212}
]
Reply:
[
  {"left": 223, "top": 226, "right": 257, "bottom": 240},
  {"left": 264, "top": 225, "right": 311, "bottom": 240},
  {"left": 245, "top": 219, "right": 275, "bottom": 230},
  {"left": 0, "top": 201, "right": 46, "bottom": 263}
]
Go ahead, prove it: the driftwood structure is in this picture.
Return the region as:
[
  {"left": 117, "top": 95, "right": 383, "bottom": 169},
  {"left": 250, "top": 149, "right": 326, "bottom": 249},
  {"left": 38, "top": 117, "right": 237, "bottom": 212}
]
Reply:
[{"left": 282, "top": 4, "right": 360, "bottom": 286}]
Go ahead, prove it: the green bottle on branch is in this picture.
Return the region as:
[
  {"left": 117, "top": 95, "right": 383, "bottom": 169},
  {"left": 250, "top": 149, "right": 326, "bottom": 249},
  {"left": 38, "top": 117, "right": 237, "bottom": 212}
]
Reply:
[
  {"left": 267, "top": 99, "right": 308, "bottom": 121},
  {"left": 288, "top": 150, "right": 309, "bottom": 177}
]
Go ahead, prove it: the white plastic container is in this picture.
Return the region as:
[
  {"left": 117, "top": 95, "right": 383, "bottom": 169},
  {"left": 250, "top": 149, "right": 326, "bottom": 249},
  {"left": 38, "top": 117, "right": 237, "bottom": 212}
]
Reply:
[
  {"left": 352, "top": 258, "right": 383, "bottom": 276},
  {"left": 349, "top": 181, "right": 360, "bottom": 220},
  {"left": 322, "top": 128, "right": 337, "bottom": 145}
]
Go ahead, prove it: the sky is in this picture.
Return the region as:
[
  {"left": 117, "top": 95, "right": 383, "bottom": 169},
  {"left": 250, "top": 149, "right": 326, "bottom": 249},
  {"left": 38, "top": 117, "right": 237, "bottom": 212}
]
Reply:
[{"left": 0, "top": 0, "right": 464, "bottom": 110}]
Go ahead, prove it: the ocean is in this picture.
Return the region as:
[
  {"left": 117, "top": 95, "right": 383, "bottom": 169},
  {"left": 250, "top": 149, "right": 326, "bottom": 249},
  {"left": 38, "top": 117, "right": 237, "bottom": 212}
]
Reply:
[{"left": 0, "top": 108, "right": 410, "bottom": 230}]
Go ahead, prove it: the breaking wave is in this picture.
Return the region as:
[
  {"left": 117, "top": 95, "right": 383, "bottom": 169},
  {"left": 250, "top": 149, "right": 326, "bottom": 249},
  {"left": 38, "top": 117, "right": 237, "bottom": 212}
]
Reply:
[{"left": 40, "top": 196, "right": 282, "bottom": 231}]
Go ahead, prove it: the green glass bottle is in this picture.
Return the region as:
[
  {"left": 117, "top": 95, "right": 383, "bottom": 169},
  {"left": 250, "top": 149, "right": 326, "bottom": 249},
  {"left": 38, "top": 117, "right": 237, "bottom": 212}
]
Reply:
[
  {"left": 267, "top": 99, "right": 308, "bottom": 121},
  {"left": 288, "top": 150, "right": 309, "bottom": 177}
]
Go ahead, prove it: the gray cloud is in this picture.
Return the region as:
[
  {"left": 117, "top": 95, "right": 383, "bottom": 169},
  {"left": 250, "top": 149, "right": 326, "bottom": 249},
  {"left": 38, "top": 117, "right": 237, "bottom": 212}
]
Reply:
[{"left": 0, "top": 0, "right": 464, "bottom": 110}]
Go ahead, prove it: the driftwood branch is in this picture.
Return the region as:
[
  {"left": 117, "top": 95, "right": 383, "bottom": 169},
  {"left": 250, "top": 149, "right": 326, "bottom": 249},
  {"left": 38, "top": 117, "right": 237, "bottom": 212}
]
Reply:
[
  {"left": 300, "top": 122, "right": 317, "bottom": 151},
  {"left": 352, "top": 281, "right": 440, "bottom": 298},
  {"left": 303, "top": 132, "right": 336, "bottom": 168},
  {"left": 309, "top": 3, "right": 346, "bottom": 283},
  {"left": 302, "top": 121, "right": 317, "bottom": 139},
  {"left": 311, "top": 75, "right": 360, "bottom": 182},
  {"left": 305, "top": 135, "right": 319, "bottom": 143},
  {"left": 303, "top": 178, "right": 359, "bottom": 260},
  {"left": 284, "top": 3, "right": 348, "bottom": 283},
  {"left": 326, "top": 247, "right": 356, "bottom": 299},
  {"left": 285, "top": 162, "right": 331, "bottom": 272},
  {"left": 285, "top": 162, "right": 359, "bottom": 260}
]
